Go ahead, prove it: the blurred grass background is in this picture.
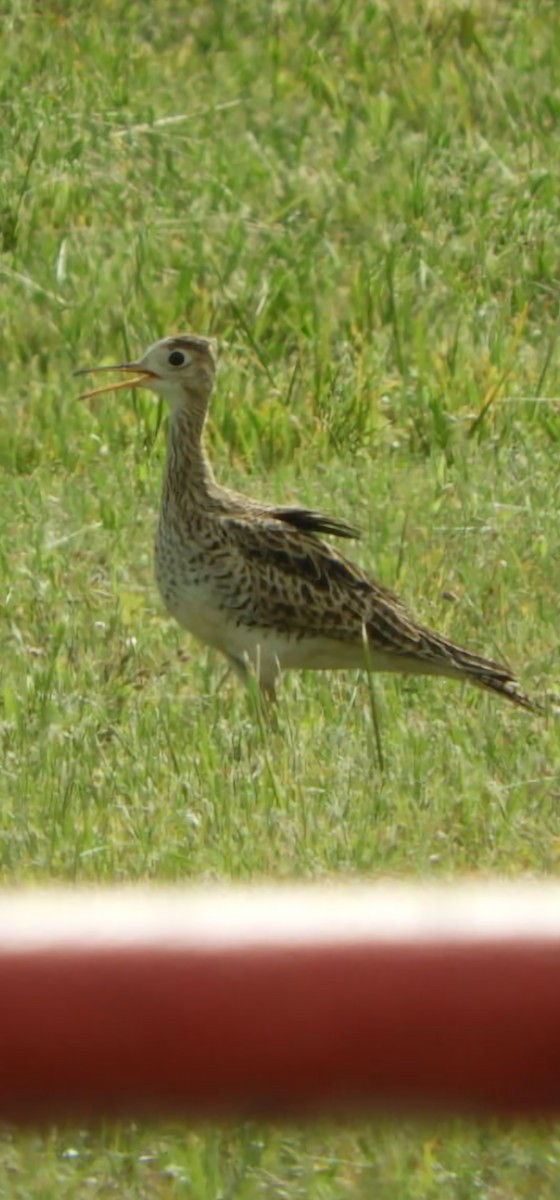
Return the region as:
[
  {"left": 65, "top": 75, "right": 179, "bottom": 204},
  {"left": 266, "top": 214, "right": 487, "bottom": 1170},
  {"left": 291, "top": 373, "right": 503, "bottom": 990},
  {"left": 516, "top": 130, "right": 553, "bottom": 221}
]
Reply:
[{"left": 2, "top": 0, "right": 560, "bottom": 1195}]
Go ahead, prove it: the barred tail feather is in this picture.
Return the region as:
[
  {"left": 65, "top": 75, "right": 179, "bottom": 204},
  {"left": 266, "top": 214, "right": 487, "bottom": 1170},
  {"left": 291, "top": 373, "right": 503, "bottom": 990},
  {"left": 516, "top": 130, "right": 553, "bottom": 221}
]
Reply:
[
  {"left": 420, "top": 629, "right": 541, "bottom": 713},
  {"left": 467, "top": 667, "right": 539, "bottom": 713}
]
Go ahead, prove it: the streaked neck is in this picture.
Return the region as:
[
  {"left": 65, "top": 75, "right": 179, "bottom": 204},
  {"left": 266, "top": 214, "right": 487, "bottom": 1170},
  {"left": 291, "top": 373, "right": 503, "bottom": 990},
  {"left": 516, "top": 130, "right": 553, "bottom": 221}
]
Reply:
[{"left": 162, "top": 395, "right": 217, "bottom": 508}]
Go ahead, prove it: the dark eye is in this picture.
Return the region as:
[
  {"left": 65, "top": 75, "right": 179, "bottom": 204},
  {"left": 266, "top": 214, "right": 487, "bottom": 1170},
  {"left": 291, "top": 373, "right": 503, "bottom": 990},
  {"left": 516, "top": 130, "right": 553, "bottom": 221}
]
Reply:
[{"left": 168, "top": 350, "right": 185, "bottom": 367}]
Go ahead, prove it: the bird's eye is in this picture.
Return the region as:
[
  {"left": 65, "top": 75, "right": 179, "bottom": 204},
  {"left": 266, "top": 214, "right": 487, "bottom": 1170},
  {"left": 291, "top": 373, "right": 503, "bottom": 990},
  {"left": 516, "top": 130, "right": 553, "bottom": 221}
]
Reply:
[{"left": 168, "top": 350, "right": 186, "bottom": 367}]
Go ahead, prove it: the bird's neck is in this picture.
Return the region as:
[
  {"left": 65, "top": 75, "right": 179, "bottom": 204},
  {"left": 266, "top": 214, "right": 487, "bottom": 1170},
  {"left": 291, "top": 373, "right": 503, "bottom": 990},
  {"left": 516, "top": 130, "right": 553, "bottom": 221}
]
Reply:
[{"left": 162, "top": 396, "right": 218, "bottom": 510}]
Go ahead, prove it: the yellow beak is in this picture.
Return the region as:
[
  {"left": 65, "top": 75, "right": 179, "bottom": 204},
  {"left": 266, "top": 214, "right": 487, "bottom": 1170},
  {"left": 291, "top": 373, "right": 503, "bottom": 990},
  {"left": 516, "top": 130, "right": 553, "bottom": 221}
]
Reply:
[{"left": 73, "top": 362, "right": 157, "bottom": 401}]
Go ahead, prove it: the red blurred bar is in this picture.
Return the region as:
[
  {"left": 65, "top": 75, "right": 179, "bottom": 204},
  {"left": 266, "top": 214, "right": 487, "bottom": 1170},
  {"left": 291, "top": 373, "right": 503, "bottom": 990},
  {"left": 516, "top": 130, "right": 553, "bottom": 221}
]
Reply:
[{"left": 1, "top": 883, "right": 560, "bottom": 1122}]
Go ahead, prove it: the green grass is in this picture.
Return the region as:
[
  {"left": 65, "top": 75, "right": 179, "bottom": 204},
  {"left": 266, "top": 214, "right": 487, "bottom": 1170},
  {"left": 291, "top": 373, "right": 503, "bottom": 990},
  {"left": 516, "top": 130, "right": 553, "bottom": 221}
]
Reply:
[{"left": 2, "top": 0, "right": 560, "bottom": 1194}]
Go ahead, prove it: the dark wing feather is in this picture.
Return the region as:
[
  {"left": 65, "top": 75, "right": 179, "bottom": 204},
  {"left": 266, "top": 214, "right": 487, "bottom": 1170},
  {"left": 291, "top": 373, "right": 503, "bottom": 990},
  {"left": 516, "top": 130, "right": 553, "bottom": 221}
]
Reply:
[
  {"left": 268, "top": 506, "right": 361, "bottom": 540},
  {"left": 218, "top": 515, "right": 416, "bottom": 645}
]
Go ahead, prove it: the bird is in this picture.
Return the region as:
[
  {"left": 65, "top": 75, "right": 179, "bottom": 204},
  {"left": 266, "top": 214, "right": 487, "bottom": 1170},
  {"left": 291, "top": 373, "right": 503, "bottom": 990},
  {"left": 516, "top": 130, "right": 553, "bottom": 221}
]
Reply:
[{"left": 75, "top": 334, "right": 539, "bottom": 712}]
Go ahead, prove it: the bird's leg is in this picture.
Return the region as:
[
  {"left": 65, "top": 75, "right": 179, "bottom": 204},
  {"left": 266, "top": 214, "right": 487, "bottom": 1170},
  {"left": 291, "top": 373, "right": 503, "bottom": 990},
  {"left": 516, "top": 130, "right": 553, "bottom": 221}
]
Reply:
[
  {"left": 239, "top": 650, "right": 281, "bottom": 727},
  {"left": 215, "top": 664, "right": 234, "bottom": 693},
  {"left": 253, "top": 681, "right": 281, "bottom": 734},
  {"left": 259, "top": 680, "right": 278, "bottom": 705}
]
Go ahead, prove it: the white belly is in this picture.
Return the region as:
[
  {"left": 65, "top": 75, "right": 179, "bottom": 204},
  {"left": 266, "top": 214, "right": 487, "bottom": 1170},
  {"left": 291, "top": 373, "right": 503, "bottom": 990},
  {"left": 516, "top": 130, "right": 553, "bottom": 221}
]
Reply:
[
  {"left": 200, "top": 619, "right": 369, "bottom": 687},
  {"left": 157, "top": 573, "right": 231, "bottom": 652},
  {"left": 157, "top": 566, "right": 361, "bottom": 680}
]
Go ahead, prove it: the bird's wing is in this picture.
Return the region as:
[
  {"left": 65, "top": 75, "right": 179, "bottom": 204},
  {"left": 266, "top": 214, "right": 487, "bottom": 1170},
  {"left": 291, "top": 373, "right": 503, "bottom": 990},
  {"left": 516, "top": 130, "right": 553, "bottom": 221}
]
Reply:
[
  {"left": 217, "top": 515, "right": 424, "bottom": 653},
  {"left": 221, "top": 490, "right": 362, "bottom": 540},
  {"left": 267, "top": 506, "right": 361, "bottom": 540}
]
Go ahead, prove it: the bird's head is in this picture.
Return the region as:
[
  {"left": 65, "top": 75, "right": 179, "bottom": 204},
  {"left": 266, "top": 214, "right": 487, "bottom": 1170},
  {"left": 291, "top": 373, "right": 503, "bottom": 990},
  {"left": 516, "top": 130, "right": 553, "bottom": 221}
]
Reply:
[{"left": 75, "top": 335, "right": 217, "bottom": 409}]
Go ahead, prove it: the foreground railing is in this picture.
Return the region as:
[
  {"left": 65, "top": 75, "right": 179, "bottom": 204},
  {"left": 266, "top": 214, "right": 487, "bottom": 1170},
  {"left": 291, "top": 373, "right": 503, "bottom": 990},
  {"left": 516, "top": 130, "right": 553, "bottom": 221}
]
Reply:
[{"left": 0, "top": 882, "right": 559, "bottom": 1123}]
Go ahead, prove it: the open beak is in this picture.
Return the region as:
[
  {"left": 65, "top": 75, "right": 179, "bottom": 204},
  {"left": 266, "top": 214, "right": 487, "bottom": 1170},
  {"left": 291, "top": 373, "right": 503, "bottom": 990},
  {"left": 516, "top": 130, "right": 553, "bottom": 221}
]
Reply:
[{"left": 73, "top": 362, "right": 158, "bottom": 401}]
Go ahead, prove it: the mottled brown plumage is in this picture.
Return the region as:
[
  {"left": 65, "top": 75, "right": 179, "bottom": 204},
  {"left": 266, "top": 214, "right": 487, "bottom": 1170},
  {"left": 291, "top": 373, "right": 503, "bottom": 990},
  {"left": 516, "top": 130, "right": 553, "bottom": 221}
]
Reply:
[{"left": 76, "top": 334, "right": 538, "bottom": 711}]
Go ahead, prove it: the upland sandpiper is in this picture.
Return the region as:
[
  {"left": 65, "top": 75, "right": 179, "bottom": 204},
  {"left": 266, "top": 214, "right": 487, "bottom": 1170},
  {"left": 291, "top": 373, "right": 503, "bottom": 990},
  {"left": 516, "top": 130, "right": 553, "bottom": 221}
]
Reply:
[{"left": 76, "top": 335, "right": 538, "bottom": 711}]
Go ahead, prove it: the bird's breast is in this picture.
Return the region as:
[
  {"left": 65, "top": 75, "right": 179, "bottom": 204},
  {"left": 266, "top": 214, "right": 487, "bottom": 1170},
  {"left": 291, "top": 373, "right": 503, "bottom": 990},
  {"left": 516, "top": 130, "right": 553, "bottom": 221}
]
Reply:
[{"left": 154, "top": 521, "right": 234, "bottom": 649}]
